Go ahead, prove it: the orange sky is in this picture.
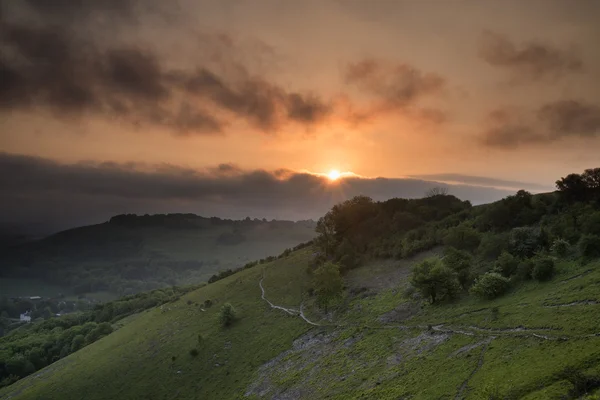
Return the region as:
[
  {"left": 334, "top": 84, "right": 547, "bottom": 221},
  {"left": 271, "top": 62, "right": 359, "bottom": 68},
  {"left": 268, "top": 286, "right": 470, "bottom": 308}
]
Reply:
[{"left": 1, "top": 0, "right": 600, "bottom": 185}]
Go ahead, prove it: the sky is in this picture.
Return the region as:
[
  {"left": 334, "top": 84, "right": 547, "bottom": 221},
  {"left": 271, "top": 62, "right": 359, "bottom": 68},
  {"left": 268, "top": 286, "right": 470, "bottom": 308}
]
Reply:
[{"left": 1, "top": 0, "right": 599, "bottom": 232}]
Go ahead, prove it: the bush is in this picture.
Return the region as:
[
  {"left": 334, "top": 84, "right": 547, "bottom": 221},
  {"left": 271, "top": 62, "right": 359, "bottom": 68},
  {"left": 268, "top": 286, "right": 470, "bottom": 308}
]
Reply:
[
  {"left": 509, "top": 227, "right": 542, "bottom": 258},
  {"left": 442, "top": 247, "right": 473, "bottom": 290},
  {"left": 189, "top": 348, "right": 199, "bottom": 357},
  {"left": 470, "top": 272, "right": 510, "bottom": 300},
  {"left": 551, "top": 238, "right": 571, "bottom": 257},
  {"left": 219, "top": 303, "right": 236, "bottom": 327},
  {"left": 532, "top": 256, "right": 555, "bottom": 282},
  {"left": 444, "top": 225, "right": 481, "bottom": 252},
  {"left": 515, "top": 258, "right": 534, "bottom": 281},
  {"left": 410, "top": 257, "right": 460, "bottom": 304},
  {"left": 578, "top": 234, "right": 600, "bottom": 258},
  {"left": 494, "top": 251, "right": 519, "bottom": 278}
]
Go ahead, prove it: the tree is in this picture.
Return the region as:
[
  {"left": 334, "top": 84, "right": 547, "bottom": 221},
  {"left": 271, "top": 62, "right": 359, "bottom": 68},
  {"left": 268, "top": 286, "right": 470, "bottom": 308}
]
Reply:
[
  {"left": 470, "top": 273, "right": 510, "bottom": 300},
  {"left": 508, "top": 227, "right": 542, "bottom": 258},
  {"left": 556, "top": 173, "right": 589, "bottom": 202},
  {"left": 578, "top": 234, "right": 600, "bottom": 258},
  {"left": 494, "top": 251, "right": 519, "bottom": 278},
  {"left": 532, "top": 256, "right": 555, "bottom": 282},
  {"left": 444, "top": 225, "right": 481, "bottom": 251},
  {"left": 425, "top": 186, "right": 449, "bottom": 197},
  {"left": 70, "top": 335, "right": 85, "bottom": 353},
  {"left": 219, "top": 303, "right": 236, "bottom": 327},
  {"left": 442, "top": 247, "right": 473, "bottom": 290},
  {"left": 410, "top": 258, "right": 460, "bottom": 304},
  {"left": 313, "top": 262, "right": 343, "bottom": 311}
]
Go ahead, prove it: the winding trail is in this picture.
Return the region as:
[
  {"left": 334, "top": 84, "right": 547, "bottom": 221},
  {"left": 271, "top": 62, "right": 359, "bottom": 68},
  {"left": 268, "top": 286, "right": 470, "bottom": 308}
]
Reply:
[
  {"left": 259, "top": 277, "right": 320, "bottom": 326},
  {"left": 454, "top": 338, "right": 494, "bottom": 400}
]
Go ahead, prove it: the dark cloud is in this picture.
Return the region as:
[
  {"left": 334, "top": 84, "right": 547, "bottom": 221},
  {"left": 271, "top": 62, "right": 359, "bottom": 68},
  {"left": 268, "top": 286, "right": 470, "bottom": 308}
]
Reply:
[
  {"left": 345, "top": 58, "right": 445, "bottom": 107},
  {"left": 482, "top": 100, "right": 600, "bottom": 148},
  {"left": 479, "top": 30, "right": 583, "bottom": 82},
  {"left": 538, "top": 100, "right": 600, "bottom": 137},
  {"left": 343, "top": 58, "right": 447, "bottom": 124},
  {"left": 0, "top": 152, "right": 518, "bottom": 232},
  {"left": 0, "top": 2, "right": 332, "bottom": 134}
]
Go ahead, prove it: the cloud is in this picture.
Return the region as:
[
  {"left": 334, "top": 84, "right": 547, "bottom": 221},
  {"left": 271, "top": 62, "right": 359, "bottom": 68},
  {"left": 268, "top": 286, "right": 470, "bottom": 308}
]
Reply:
[
  {"left": 479, "top": 30, "right": 583, "bottom": 82},
  {"left": 0, "top": 2, "right": 332, "bottom": 134},
  {"left": 538, "top": 100, "right": 600, "bottom": 137},
  {"left": 482, "top": 100, "right": 600, "bottom": 148},
  {"left": 0, "top": 152, "right": 520, "bottom": 232},
  {"left": 409, "top": 173, "right": 553, "bottom": 192},
  {"left": 343, "top": 58, "right": 447, "bottom": 124}
]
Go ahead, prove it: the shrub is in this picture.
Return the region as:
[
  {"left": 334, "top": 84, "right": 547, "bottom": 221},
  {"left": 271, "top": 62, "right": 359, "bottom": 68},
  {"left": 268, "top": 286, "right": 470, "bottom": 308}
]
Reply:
[
  {"left": 219, "top": 303, "right": 236, "bottom": 327},
  {"left": 532, "top": 256, "right": 555, "bottom": 282},
  {"left": 515, "top": 258, "right": 534, "bottom": 281},
  {"left": 313, "top": 262, "right": 343, "bottom": 311},
  {"left": 578, "top": 234, "right": 600, "bottom": 258},
  {"left": 477, "top": 233, "right": 509, "bottom": 260},
  {"left": 551, "top": 238, "right": 571, "bottom": 257},
  {"left": 470, "top": 272, "right": 510, "bottom": 300},
  {"left": 189, "top": 348, "right": 199, "bottom": 357},
  {"left": 509, "top": 226, "right": 542, "bottom": 258},
  {"left": 410, "top": 257, "right": 460, "bottom": 304},
  {"left": 442, "top": 247, "right": 473, "bottom": 290},
  {"left": 203, "top": 299, "right": 213, "bottom": 308},
  {"left": 444, "top": 225, "right": 481, "bottom": 251},
  {"left": 494, "top": 251, "right": 519, "bottom": 278}
]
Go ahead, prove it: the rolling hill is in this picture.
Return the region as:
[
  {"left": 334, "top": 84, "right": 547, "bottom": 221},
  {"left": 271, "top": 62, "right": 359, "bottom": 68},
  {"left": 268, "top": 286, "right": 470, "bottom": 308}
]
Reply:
[
  {"left": 1, "top": 247, "right": 599, "bottom": 399},
  {"left": 0, "top": 214, "right": 317, "bottom": 297},
  {"left": 2, "top": 168, "right": 600, "bottom": 399}
]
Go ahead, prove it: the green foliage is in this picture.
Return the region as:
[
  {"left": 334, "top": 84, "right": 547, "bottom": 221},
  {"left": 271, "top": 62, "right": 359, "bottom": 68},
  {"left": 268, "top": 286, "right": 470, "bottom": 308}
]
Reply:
[
  {"left": 443, "top": 225, "right": 481, "bottom": 251},
  {"left": 442, "top": 247, "right": 473, "bottom": 289},
  {"left": 515, "top": 258, "right": 535, "bottom": 281},
  {"left": 70, "top": 335, "right": 85, "bottom": 353},
  {"left": 219, "top": 303, "right": 236, "bottom": 328},
  {"left": 470, "top": 272, "right": 510, "bottom": 300},
  {"left": 582, "top": 212, "right": 600, "bottom": 235},
  {"left": 189, "top": 348, "right": 199, "bottom": 357},
  {"left": 410, "top": 257, "right": 460, "bottom": 304},
  {"left": 477, "top": 232, "right": 510, "bottom": 260},
  {"left": 551, "top": 238, "right": 571, "bottom": 257},
  {"left": 313, "top": 262, "right": 343, "bottom": 310},
  {"left": 578, "top": 234, "right": 600, "bottom": 258},
  {"left": 531, "top": 256, "right": 556, "bottom": 281},
  {"left": 508, "top": 226, "right": 544, "bottom": 258},
  {"left": 494, "top": 251, "right": 519, "bottom": 278}
]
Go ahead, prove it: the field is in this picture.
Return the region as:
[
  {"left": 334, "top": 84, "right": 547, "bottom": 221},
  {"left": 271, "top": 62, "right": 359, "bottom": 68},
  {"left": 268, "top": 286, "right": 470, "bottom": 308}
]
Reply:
[{"left": 2, "top": 247, "right": 599, "bottom": 399}]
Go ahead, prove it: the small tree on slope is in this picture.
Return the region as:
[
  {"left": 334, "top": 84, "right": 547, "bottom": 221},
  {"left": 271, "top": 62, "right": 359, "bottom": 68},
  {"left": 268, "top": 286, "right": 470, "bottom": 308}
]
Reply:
[{"left": 313, "top": 262, "right": 343, "bottom": 312}]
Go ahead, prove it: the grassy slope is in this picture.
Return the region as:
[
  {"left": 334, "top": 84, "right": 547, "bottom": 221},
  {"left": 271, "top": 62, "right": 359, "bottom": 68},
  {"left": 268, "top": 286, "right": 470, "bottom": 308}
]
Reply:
[
  {"left": 0, "top": 249, "right": 313, "bottom": 400},
  {"left": 2, "top": 249, "right": 600, "bottom": 400}
]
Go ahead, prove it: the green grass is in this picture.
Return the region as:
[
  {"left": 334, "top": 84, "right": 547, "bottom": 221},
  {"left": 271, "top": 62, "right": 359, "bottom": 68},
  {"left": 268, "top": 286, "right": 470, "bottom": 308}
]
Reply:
[{"left": 2, "top": 251, "right": 599, "bottom": 400}]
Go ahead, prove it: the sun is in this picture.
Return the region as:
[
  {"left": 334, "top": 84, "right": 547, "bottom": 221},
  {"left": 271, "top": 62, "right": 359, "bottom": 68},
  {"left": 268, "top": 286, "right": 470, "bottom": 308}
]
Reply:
[{"left": 327, "top": 169, "right": 341, "bottom": 181}]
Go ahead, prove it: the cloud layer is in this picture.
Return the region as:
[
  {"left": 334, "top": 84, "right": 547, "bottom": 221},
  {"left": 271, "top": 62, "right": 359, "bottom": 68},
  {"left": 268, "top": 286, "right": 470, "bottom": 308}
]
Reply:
[
  {"left": 479, "top": 30, "right": 583, "bottom": 83},
  {"left": 482, "top": 100, "right": 600, "bottom": 148},
  {"left": 0, "top": 152, "right": 518, "bottom": 232}
]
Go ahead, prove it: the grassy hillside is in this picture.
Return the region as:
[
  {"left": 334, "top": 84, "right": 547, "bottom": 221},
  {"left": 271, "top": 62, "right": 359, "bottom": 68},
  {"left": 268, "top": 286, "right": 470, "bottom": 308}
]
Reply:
[
  {"left": 0, "top": 214, "right": 316, "bottom": 296},
  {"left": 2, "top": 169, "right": 600, "bottom": 399},
  {"left": 1, "top": 246, "right": 599, "bottom": 399}
]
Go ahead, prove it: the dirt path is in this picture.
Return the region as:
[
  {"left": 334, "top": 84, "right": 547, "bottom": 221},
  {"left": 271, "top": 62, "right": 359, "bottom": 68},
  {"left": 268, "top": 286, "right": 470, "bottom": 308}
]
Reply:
[
  {"left": 454, "top": 338, "right": 494, "bottom": 399},
  {"left": 259, "top": 277, "right": 320, "bottom": 326}
]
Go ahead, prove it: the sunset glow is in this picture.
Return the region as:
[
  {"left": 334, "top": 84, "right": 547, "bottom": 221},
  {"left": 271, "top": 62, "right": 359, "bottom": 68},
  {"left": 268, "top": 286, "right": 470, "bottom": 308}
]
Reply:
[{"left": 327, "top": 170, "right": 341, "bottom": 181}]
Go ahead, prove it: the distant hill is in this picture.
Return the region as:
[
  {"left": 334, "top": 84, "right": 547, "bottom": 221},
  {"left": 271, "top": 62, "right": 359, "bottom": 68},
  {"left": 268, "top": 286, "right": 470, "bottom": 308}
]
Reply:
[{"left": 0, "top": 214, "right": 316, "bottom": 297}]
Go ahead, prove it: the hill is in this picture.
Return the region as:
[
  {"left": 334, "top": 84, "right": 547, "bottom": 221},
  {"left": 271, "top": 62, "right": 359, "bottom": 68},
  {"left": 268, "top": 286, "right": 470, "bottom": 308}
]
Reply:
[
  {"left": 0, "top": 214, "right": 317, "bottom": 297},
  {"left": 1, "top": 168, "right": 600, "bottom": 399}
]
